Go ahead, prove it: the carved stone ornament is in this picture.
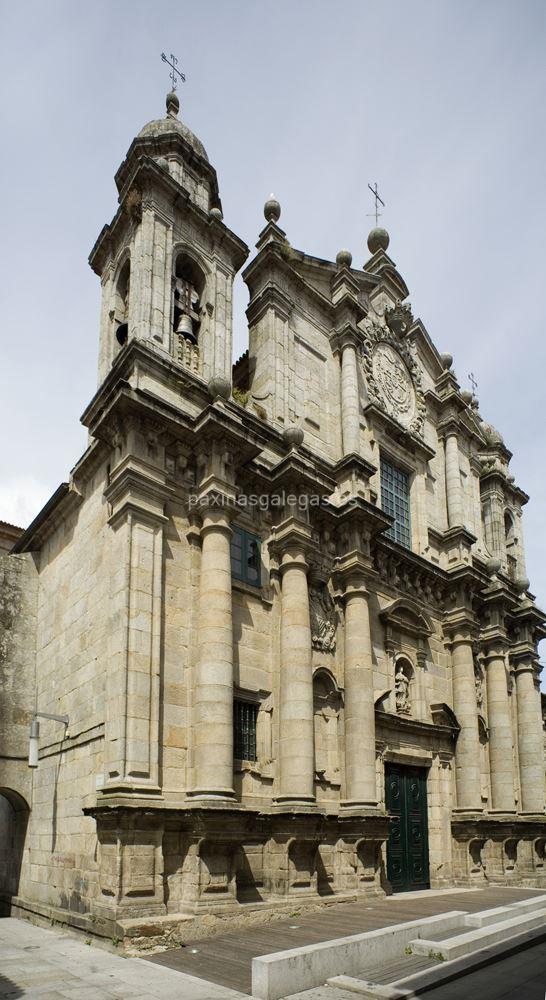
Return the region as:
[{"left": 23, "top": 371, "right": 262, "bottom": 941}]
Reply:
[
  {"left": 309, "top": 585, "right": 337, "bottom": 652},
  {"left": 384, "top": 301, "right": 413, "bottom": 337},
  {"left": 474, "top": 661, "right": 484, "bottom": 711},
  {"left": 359, "top": 320, "right": 426, "bottom": 435}
]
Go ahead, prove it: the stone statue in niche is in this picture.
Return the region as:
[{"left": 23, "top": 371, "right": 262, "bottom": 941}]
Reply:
[
  {"left": 309, "top": 584, "right": 337, "bottom": 652},
  {"left": 395, "top": 664, "right": 411, "bottom": 715}
]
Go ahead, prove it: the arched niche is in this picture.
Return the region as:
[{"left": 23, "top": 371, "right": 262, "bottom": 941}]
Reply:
[
  {"left": 313, "top": 668, "right": 342, "bottom": 788},
  {"left": 393, "top": 655, "right": 414, "bottom": 716},
  {"left": 380, "top": 598, "right": 432, "bottom": 719}
]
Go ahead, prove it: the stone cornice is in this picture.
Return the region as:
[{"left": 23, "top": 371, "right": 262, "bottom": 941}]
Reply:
[
  {"left": 90, "top": 155, "right": 248, "bottom": 276},
  {"left": 244, "top": 242, "right": 335, "bottom": 323},
  {"left": 11, "top": 483, "right": 83, "bottom": 554},
  {"left": 362, "top": 402, "right": 436, "bottom": 461}
]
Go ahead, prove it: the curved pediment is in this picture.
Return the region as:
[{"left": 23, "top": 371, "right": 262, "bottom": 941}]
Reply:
[
  {"left": 379, "top": 597, "right": 433, "bottom": 638},
  {"left": 430, "top": 702, "right": 460, "bottom": 731}
]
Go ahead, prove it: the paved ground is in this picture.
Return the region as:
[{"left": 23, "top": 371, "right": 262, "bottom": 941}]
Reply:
[
  {"left": 0, "top": 917, "right": 246, "bottom": 999},
  {"left": 0, "top": 888, "right": 544, "bottom": 1000},
  {"left": 147, "top": 885, "right": 543, "bottom": 994},
  {"left": 406, "top": 940, "right": 546, "bottom": 1000}
]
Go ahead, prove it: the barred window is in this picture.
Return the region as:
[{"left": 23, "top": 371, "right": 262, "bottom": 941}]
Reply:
[
  {"left": 380, "top": 457, "right": 411, "bottom": 549},
  {"left": 231, "top": 525, "right": 261, "bottom": 587},
  {"left": 233, "top": 699, "right": 258, "bottom": 762}
]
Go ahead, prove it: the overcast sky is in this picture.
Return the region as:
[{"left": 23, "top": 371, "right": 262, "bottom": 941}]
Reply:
[{"left": 1, "top": 0, "right": 545, "bottom": 661}]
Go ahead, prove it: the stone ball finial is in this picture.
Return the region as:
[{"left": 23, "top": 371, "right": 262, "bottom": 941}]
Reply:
[
  {"left": 282, "top": 425, "right": 304, "bottom": 449},
  {"left": 336, "top": 249, "right": 353, "bottom": 269},
  {"left": 460, "top": 389, "right": 473, "bottom": 405},
  {"left": 209, "top": 206, "right": 223, "bottom": 221},
  {"left": 208, "top": 375, "right": 231, "bottom": 401},
  {"left": 515, "top": 575, "right": 530, "bottom": 595},
  {"left": 367, "top": 227, "right": 390, "bottom": 254},
  {"left": 486, "top": 557, "right": 502, "bottom": 578},
  {"left": 264, "top": 194, "right": 281, "bottom": 223},
  {"left": 440, "top": 353, "right": 453, "bottom": 370},
  {"left": 166, "top": 90, "right": 180, "bottom": 118}
]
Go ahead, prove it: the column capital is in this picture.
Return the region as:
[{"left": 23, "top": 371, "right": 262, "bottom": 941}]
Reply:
[
  {"left": 330, "top": 323, "right": 363, "bottom": 357},
  {"left": 269, "top": 516, "right": 315, "bottom": 569},
  {"left": 437, "top": 418, "right": 461, "bottom": 441},
  {"left": 480, "top": 629, "right": 509, "bottom": 663}
]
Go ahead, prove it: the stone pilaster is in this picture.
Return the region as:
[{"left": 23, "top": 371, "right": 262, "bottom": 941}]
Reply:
[
  {"left": 447, "top": 625, "right": 482, "bottom": 814},
  {"left": 341, "top": 576, "right": 377, "bottom": 808},
  {"left": 444, "top": 427, "right": 463, "bottom": 528},
  {"left": 275, "top": 533, "right": 315, "bottom": 806},
  {"left": 483, "top": 637, "right": 516, "bottom": 814},
  {"left": 338, "top": 331, "right": 361, "bottom": 456},
  {"left": 103, "top": 417, "right": 170, "bottom": 795},
  {"left": 515, "top": 660, "right": 545, "bottom": 815},
  {"left": 190, "top": 505, "right": 236, "bottom": 801}
]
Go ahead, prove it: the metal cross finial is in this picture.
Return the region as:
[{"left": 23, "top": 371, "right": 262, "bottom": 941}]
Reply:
[
  {"left": 469, "top": 371, "right": 478, "bottom": 394},
  {"left": 161, "top": 52, "right": 186, "bottom": 91},
  {"left": 367, "top": 182, "right": 385, "bottom": 227}
]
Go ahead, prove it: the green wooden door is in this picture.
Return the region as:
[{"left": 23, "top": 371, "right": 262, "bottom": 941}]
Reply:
[{"left": 385, "top": 764, "right": 430, "bottom": 892}]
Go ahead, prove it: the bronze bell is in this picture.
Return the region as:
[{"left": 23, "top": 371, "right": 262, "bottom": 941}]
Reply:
[{"left": 176, "top": 313, "right": 196, "bottom": 344}]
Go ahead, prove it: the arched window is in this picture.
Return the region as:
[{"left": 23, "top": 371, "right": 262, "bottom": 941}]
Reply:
[
  {"left": 114, "top": 259, "right": 130, "bottom": 347},
  {"left": 173, "top": 253, "right": 205, "bottom": 345}
]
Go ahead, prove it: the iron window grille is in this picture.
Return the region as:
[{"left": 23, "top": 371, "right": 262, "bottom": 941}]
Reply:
[
  {"left": 233, "top": 699, "right": 258, "bottom": 762},
  {"left": 380, "top": 457, "right": 412, "bottom": 549},
  {"left": 231, "top": 525, "right": 261, "bottom": 587}
]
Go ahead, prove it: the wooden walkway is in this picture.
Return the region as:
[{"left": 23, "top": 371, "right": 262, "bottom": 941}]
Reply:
[{"left": 146, "top": 886, "right": 542, "bottom": 995}]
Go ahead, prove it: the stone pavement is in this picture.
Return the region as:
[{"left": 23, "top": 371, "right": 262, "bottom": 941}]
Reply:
[{"left": 0, "top": 917, "right": 247, "bottom": 1000}]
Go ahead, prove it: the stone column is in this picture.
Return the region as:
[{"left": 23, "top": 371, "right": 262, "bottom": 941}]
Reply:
[
  {"left": 275, "top": 544, "right": 315, "bottom": 805},
  {"left": 191, "top": 507, "right": 235, "bottom": 800},
  {"left": 484, "top": 641, "right": 515, "bottom": 813},
  {"left": 445, "top": 430, "right": 463, "bottom": 528},
  {"left": 342, "top": 578, "right": 377, "bottom": 808},
  {"left": 515, "top": 661, "right": 545, "bottom": 814},
  {"left": 450, "top": 631, "right": 482, "bottom": 812},
  {"left": 339, "top": 334, "right": 360, "bottom": 456}
]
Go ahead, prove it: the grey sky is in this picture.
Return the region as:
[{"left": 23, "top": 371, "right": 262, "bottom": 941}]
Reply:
[{"left": 1, "top": 1, "right": 545, "bottom": 665}]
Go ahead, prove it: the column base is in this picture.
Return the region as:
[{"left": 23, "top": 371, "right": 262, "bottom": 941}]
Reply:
[
  {"left": 452, "top": 807, "right": 484, "bottom": 818},
  {"left": 187, "top": 788, "right": 236, "bottom": 802},
  {"left": 270, "top": 797, "right": 318, "bottom": 813},
  {"left": 340, "top": 799, "right": 380, "bottom": 814}
]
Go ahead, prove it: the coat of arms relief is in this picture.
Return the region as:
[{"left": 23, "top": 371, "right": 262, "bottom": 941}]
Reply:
[{"left": 359, "top": 307, "right": 426, "bottom": 436}]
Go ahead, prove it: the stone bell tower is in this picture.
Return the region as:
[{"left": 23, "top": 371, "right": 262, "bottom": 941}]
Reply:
[{"left": 89, "top": 90, "right": 247, "bottom": 386}]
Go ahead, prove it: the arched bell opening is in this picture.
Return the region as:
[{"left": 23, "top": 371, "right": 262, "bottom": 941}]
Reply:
[
  {"left": 113, "top": 258, "right": 130, "bottom": 349},
  {"left": 172, "top": 252, "right": 206, "bottom": 345}
]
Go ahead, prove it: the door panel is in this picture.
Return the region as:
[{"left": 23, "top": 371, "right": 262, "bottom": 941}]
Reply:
[{"left": 386, "top": 764, "right": 429, "bottom": 892}]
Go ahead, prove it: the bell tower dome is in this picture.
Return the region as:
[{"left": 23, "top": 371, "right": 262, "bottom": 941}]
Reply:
[{"left": 89, "top": 91, "right": 248, "bottom": 386}]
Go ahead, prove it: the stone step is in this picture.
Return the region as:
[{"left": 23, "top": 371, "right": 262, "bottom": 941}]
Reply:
[
  {"left": 409, "top": 907, "right": 546, "bottom": 961},
  {"left": 463, "top": 892, "right": 546, "bottom": 928}
]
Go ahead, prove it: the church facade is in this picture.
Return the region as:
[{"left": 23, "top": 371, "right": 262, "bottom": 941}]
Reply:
[{"left": 1, "top": 90, "right": 545, "bottom": 948}]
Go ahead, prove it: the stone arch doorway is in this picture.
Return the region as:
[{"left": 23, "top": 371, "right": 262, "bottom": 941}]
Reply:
[{"left": 0, "top": 788, "right": 29, "bottom": 915}]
